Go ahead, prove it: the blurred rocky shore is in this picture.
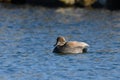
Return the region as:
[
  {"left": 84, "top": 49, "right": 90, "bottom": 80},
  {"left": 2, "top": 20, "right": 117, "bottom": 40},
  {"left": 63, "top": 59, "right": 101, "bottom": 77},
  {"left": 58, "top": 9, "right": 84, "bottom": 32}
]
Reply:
[{"left": 0, "top": 0, "right": 120, "bottom": 10}]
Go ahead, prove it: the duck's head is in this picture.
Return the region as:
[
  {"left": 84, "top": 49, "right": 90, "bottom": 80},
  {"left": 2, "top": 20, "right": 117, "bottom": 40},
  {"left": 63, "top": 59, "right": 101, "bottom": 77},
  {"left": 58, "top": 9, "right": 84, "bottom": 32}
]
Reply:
[{"left": 54, "top": 36, "right": 66, "bottom": 46}]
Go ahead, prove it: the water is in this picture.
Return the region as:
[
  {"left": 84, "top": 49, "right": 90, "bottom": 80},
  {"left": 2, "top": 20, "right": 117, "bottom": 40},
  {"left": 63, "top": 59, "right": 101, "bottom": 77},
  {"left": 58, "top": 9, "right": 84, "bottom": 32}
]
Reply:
[{"left": 0, "top": 4, "right": 120, "bottom": 80}]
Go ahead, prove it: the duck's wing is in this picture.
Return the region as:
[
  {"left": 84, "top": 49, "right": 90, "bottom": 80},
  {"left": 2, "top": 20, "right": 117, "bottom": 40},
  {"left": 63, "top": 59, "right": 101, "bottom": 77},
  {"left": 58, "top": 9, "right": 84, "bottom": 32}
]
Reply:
[
  {"left": 77, "top": 42, "right": 89, "bottom": 48},
  {"left": 65, "top": 41, "right": 89, "bottom": 48}
]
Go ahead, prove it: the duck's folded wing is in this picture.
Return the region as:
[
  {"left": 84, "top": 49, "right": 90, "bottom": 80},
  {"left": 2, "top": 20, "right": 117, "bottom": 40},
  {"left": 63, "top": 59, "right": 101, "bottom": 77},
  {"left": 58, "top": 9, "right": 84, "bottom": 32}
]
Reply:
[
  {"left": 77, "top": 42, "right": 89, "bottom": 48},
  {"left": 65, "top": 41, "right": 89, "bottom": 48}
]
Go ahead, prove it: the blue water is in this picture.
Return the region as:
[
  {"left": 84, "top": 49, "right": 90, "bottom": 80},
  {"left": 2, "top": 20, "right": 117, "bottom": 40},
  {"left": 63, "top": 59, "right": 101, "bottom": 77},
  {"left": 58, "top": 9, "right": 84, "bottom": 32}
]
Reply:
[{"left": 0, "top": 4, "right": 120, "bottom": 80}]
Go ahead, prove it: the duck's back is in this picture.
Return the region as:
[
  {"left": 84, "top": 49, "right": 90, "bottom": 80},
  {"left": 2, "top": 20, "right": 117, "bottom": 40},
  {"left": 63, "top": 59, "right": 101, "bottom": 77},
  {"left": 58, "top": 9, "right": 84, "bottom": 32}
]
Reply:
[{"left": 64, "top": 41, "right": 89, "bottom": 48}]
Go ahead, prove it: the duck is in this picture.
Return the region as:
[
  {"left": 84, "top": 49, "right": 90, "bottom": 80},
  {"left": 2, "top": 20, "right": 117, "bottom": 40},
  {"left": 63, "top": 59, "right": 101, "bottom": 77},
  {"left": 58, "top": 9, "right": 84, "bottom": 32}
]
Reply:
[{"left": 53, "top": 36, "right": 89, "bottom": 54}]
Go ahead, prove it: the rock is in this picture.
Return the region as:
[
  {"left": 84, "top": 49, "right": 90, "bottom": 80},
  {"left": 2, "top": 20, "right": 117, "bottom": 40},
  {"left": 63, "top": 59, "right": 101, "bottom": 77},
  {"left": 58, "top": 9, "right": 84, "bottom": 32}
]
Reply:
[
  {"left": 76, "top": 0, "right": 97, "bottom": 8},
  {"left": 59, "top": 0, "right": 75, "bottom": 5}
]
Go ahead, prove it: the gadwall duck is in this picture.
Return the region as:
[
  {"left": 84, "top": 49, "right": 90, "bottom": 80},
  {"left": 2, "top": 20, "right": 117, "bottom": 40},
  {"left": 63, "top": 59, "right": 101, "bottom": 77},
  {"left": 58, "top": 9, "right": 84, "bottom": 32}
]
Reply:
[{"left": 53, "top": 36, "right": 89, "bottom": 54}]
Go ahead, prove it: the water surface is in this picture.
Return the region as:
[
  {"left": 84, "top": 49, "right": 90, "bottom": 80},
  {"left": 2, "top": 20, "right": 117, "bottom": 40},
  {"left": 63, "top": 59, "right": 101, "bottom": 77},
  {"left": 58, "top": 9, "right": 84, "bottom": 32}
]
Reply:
[{"left": 0, "top": 4, "right": 120, "bottom": 80}]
